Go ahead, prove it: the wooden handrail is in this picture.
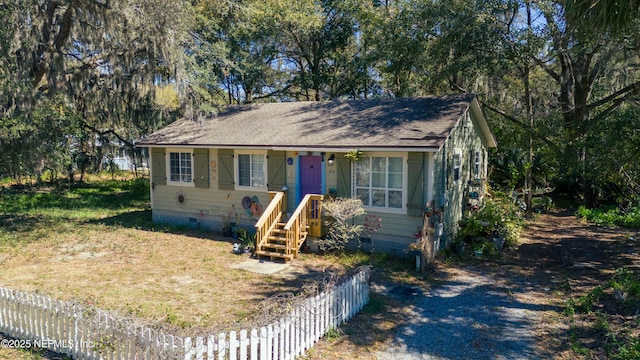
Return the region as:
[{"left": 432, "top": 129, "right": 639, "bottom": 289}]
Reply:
[
  {"left": 284, "top": 194, "right": 323, "bottom": 257},
  {"left": 284, "top": 194, "right": 312, "bottom": 231},
  {"left": 255, "top": 193, "right": 322, "bottom": 260},
  {"left": 254, "top": 191, "right": 285, "bottom": 251}
]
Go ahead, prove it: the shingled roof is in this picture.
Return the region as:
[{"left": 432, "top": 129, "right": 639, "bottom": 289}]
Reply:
[{"left": 137, "top": 94, "right": 495, "bottom": 151}]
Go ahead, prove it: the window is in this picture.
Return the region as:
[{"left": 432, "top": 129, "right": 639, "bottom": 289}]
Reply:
[
  {"left": 236, "top": 152, "right": 266, "bottom": 189},
  {"left": 355, "top": 155, "right": 404, "bottom": 210},
  {"left": 169, "top": 151, "right": 192, "bottom": 184},
  {"left": 474, "top": 151, "right": 481, "bottom": 178},
  {"left": 452, "top": 150, "right": 462, "bottom": 183}
]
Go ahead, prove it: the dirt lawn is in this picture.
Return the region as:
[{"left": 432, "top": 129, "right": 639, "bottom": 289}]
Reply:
[
  {"left": 306, "top": 209, "right": 640, "bottom": 359},
  {"left": 2, "top": 209, "right": 639, "bottom": 359},
  {"left": 0, "top": 219, "right": 349, "bottom": 334}
]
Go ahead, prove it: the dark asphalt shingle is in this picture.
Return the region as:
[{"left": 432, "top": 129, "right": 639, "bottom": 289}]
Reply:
[{"left": 137, "top": 95, "right": 476, "bottom": 149}]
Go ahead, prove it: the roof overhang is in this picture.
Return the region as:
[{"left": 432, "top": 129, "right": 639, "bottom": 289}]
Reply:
[{"left": 470, "top": 98, "right": 497, "bottom": 148}]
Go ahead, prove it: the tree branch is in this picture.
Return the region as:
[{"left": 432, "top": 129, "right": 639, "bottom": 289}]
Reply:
[
  {"left": 481, "top": 101, "right": 558, "bottom": 149},
  {"left": 587, "top": 79, "right": 640, "bottom": 110},
  {"left": 80, "top": 120, "right": 134, "bottom": 148}
]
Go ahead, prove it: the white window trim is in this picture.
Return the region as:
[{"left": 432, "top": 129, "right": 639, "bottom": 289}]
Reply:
[
  {"left": 234, "top": 149, "right": 268, "bottom": 192},
  {"left": 474, "top": 150, "right": 481, "bottom": 179},
  {"left": 166, "top": 148, "right": 194, "bottom": 187},
  {"left": 452, "top": 148, "right": 462, "bottom": 186},
  {"left": 352, "top": 152, "right": 407, "bottom": 215}
]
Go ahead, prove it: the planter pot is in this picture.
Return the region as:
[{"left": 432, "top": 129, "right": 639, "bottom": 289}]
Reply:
[
  {"left": 454, "top": 243, "right": 466, "bottom": 254},
  {"left": 307, "top": 237, "right": 319, "bottom": 253},
  {"left": 492, "top": 237, "right": 506, "bottom": 251},
  {"left": 474, "top": 249, "right": 483, "bottom": 257}
]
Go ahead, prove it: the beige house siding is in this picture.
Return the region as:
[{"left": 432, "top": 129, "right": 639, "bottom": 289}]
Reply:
[
  {"left": 324, "top": 151, "right": 425, "bottom": 255},
  {"left": 147, "top": 118, "right": 488, "bottom": 255},
  {"left": 349, "top": 212, "right": 423, "bottom": 255},
  {"left": 150, "top": 148, "right": 276, "bottom": 232},
  {"left": 140, "top": 96, "right": 495, "bottom": 258}
]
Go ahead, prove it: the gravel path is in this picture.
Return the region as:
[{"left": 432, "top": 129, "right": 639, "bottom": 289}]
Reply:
[{"left": 375, "top": 267, "right": 544, "bottom": 359}]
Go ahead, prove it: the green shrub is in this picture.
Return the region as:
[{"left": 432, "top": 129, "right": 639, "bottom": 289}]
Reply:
[
  {"left": 576, "top": 206, "right": 640, "bottom": 228},
  {"left": 532, "top": 195, "right": 554, "bottom": 212},
  {"left": 455, "top": 189, "right": 526, "bottom": 249},
  {"left": 319, "top": 198, "right": 365, "bottom": 252}
]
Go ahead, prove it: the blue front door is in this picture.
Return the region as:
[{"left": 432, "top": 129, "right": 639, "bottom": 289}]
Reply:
[{"left": 299, "top": 155, "right": 322, "bottom": 199}]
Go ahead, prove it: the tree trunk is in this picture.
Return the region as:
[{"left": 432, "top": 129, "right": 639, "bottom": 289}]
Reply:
[{"left": 524, "top": 2, "right": 534, "bottom": 217}]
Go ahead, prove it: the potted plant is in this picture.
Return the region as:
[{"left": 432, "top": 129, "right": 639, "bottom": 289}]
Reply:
[
  {"left": 345, "top": 149, "right": 364, "bottom": 162},
  {"left": 451, "top": 233, "right": 467, "bottom": 254},
  {"left": 473, "top": 241, "right": 486, "bottom": 257},
  {"left": 239, "top": 228, "right": 254, "bottom": 253},
  {"left": 231, "top": 219, "right": 241, "bottom": 240},
  {"left": 222, "top": 221, "right": 233, "bottom": 237},
  {"left": 487, "top": 222, "right": 505, "bottom": 251},
  {"left": 407, "top": 241, "right": 423, "bottom": 257}
]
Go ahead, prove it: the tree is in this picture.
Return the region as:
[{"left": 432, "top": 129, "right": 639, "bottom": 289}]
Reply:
[
  {"left": 563, "top": 0, "right": 640, "bottom": 34},
  {"left": 1, "top": 0, "right": 189, "bottom": 180},
  {"left": 414, "top": 0, "right": 640, "bottom": 206}
]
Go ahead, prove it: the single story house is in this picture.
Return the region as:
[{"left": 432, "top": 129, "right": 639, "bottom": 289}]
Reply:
[{"left": 136, "top": 94, "right": 496, "bottom": 260}]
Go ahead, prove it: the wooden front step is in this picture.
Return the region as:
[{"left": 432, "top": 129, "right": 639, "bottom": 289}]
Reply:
[
  {"left": 257, "top": 221, "right": 290, "bottom": 260},
  {"left": 255, "top": 221, "right": 309, "bottom": 262},
  {"left": 262, "top": 242, "right": 287, "bottom": 250},
  {"left": 255, "top": 249, "right": 293, "bottom": 261}
]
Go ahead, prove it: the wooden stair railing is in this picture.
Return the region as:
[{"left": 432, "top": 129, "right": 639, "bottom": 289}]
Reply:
[
  {"left": 255, "top": 193, "right": 323, "bottom": 262},
  {"left": 254, "top": 191, "right": 285, "bottom": 256}
]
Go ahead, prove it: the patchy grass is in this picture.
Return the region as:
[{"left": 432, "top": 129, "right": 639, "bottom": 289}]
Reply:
[
  {"left": 0, "top": 178, "right": 355, "bottom": 336},
  {"left": 562, "top": 267, "right": 640, "bottom": 359},
  {"left": 0, "top": 176, "right": 420, "bottom": 359}
]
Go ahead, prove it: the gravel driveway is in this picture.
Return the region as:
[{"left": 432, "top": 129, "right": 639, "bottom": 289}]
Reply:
[{"left": 375, "top": 267, "right": 544, "bottom": 359}]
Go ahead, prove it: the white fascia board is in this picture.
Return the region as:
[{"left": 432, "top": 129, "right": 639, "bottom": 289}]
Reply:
[{"left": 138, "top": 144, "right": 441, "bottom": 153}]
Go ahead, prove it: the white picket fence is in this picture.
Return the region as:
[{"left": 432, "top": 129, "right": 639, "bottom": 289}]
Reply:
[{"left": 0, "top": 266, "right": 370, "bottom": 359}]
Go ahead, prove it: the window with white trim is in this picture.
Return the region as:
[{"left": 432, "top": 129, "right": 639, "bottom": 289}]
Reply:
[
  {"left": 168, "top": 151, "right": 193, "bottom": 185},
  {"left": 452, "top": 150, "right": 462, "bottom": 183},
  {"left": 236, "top": 151, "right": 266, "bottom": 189},
  {"left": 474, "top": 151, "right": 481, "bottom": 178},
  {"left": 355, "top": 155, "right": 405, "bottom": 210}
]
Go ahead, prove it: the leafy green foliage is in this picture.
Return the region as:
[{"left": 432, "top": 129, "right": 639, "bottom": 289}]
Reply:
[
  {"left": 1, "top": 0, "right": 187, "bottom": 181},
  {"left": 1, "top": 0, "right": 639, "bottom": 214},
  {"left": 576, "top": 206, "right": 640, "bottom": 228},
  {"left": 455, "top": 190, "right": 526, "bottom": 249},
  {"left": 563, "top": 267, "right": 640, "bottom": 359},
  {"left": 562, "top": 0, "right": 640, "bottom": 35}
]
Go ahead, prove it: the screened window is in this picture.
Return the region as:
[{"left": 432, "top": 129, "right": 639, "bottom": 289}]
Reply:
[
  {"left": 453, "top": 151, "right": 462, "bottom": 183},
  {"left": 355, "top": 156, "right": 404, "bottom": 209},
  {"left": 474, "top": 151, "right": 481, "bottom": 177},
  {"left": 237, "top": 153, "right": 265, "bottom": 188},
  {"left": 169, "top": 152, "right": 192, "bottom": 183}
]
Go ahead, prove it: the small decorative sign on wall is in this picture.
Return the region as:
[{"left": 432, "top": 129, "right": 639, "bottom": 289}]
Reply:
[{"left": 287, "top": 157, "right": 294, "bottom": 165}]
